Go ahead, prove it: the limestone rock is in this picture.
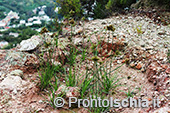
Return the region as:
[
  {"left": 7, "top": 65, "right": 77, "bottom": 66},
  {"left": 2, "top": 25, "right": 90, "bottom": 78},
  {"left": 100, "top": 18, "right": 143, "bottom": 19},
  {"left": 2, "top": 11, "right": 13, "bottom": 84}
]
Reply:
[
  {"left": 18, "top": 35, "right": 41, "bottom": 51},
  {"left": 10, "top": 70, "right": 23, "bottom": 77},
  {"left": 0, "top": 76, "right": 28, "bottom": 91},
  {"left": 73, "top": 38, "right": 83, "bottom": 45}
]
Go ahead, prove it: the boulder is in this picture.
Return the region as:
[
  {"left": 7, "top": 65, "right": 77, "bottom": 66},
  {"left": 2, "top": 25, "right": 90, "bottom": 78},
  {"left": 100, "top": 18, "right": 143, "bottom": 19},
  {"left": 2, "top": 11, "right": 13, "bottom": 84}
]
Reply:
[{"left": 18, "top": 35, "right": 41, "bottom": 51}]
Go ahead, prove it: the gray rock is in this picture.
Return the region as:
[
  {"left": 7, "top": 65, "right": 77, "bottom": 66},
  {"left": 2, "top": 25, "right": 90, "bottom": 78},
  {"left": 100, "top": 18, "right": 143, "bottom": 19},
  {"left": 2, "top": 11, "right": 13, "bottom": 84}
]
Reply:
[
  {"left": 18, "top": 35, "right": 41, "bottom": 51},
  {"left": 139, "top": 40, "right": 145, "bottom": 47},
  {"left": 10, "top": 69, "right": 23, "bottom": 77},
  {"left": 73, "top": 38, "right": 83, "bottom": 45},
  {"left": 101, "top": 20, "right": 107, "bottom": 25},
  {"left": 145, "top": 46, "right": 154, "bottom": 50}
]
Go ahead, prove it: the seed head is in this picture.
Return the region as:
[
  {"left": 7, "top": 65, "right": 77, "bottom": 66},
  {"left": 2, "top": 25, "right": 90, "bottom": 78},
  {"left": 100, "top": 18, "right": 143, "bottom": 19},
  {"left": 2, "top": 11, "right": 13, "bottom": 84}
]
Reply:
[
  {"left": 40, "top": 27, "right": 49, "bottom": 34},
  {"left": 69, "top": 10, "right": 75, "bottom": 15},
  {"left": 69, "top": 19, "right": 75, "bottom": 25},
  {"left": 81, "top": 16, "right": 86, "bottom": 21},
  {"left": 106, "top": 25, "right": 115, "bottom": 32},
  {"left": 91, "top": 56, "right": 102, "bottom": 62}
]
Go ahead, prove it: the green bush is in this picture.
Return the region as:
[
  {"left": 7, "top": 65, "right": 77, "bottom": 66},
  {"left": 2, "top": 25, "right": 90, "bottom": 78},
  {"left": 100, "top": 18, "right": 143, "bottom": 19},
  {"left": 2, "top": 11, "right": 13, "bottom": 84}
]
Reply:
[
  {"left": 56, "top": 0, "right": 83, "bottom": 19},
  {"left": 106, "top": 0, "right": 136, "bottom": 10},
  {"left": 56, "top": 0, "right": 137, "bottom": 19},
  {"left": 93, "top": 1, "right": 109, "bottom": 19}
]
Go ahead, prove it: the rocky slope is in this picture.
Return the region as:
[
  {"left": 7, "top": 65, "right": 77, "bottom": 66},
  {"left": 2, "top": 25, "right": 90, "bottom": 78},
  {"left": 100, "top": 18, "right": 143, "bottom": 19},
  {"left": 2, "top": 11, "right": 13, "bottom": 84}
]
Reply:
[{"left": 0, "top": 13, "right": 170, "bottom": 112}]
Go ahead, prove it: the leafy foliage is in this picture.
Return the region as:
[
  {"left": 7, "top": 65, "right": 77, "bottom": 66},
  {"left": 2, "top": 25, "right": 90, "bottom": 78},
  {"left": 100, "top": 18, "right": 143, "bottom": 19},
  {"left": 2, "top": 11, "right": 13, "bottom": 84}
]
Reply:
[
  {"left": 56, "top": 0, "right": 83, "bottom": 19},
  {"left": 93, "top": 0, "right": 109, "bottom": 19},
  {"left": 46, "top": 17, "right": 63, "bottom": 33},
  {"left": 106, "top": 0, "right": 136, "bottom": 10},
  {"left": 56, "top": 0, "right": 137, "bottom": 19}
]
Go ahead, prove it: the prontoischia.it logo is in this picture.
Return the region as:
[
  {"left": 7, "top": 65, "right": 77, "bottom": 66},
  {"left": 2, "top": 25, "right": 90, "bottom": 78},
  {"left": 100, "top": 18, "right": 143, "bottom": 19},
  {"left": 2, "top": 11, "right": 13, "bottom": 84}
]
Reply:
[{"left": 54, "top": 96, "right": 160, "bottom": 108}]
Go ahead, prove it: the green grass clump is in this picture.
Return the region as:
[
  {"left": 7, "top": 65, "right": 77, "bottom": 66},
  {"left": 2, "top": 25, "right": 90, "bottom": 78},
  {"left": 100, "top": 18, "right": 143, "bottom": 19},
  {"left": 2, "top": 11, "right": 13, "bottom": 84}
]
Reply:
[
  {"left": 168, "top": 49, "right": 170, "bottom": 63},
  {"left": 37, "top": 19, "right": 125, "bottom": 112},
  {"left": 136, "top": 25, "right": 143, "bottom": 35},
  {"left": 38, "top": 62, "right": 57, "bottom": 91}
]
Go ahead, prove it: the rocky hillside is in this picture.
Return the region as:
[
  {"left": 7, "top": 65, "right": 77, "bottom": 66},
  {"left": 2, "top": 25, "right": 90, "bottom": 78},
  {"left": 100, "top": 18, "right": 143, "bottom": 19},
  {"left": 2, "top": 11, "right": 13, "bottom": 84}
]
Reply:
[{"left": 0, "top": 13, "right": 170, "bottom": 112}]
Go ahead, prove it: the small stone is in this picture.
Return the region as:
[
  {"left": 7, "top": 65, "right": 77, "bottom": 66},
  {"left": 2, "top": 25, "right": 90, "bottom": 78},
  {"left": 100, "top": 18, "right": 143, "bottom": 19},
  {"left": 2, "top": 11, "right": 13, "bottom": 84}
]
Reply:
[
  {"left": 140, "top": 93, "right": 145, "bottom": 97},
  {"left": 124, "top": 81, "right": 127, "bottom": 84},
  {"left": 117, "top": 60, "right": 121, "bottom": 64},
  {"left": 101, "top": 21, "right": 107, "bottom": 24},
  {"left": 165, "top": 68, "right": 170, "bottom": 74},
  {"left": 66, "top": 87, "right": 80, "bottom": 98},
  {"left": 53, "top": 61, "right": 61, "bottom": 66},
  {"left": 37, "top": 108, "right": 44, "bottom": 112},
  {"left": 148, "top": 98, "right": 152, "bottom": 101},
  {"left": 148, "top": 50, "right": 155, "bottom": 55},
  {"left": 12, "top": 89, "right": 17, "bottom": 94},
  {"left": 130, "top": 62, "right": 135, "bottom": 68},
  {"left": 74, "top": 38, "right": 83, "bottom": 45},
  {"left": 39, "top": 100, "right": 43, "bottom": 104},
  {"left": 74, "top": 28, "right": 83, "bottom": 35},
  {"left": 17, "top": 101, "right": 21, "bottom": 105},
  {"left": 160, "top": 64, "right": 168, "bottom": 69},
  {"left": 136, "top": 62, "right": 143, "bottom": 70},
  {"left": 124, "top": 87, "right": 128, "bottom": 90},
  {"left": 165, "top": 93, "right": 170, "bottom": 97},
  {"left": 139, "top": 40, "right": 145, "bottom": 47},
  {"left": 168, "top": 102, "right": 170, "bottom": 105},
  {"left": 141, "top": 67, "right": 146, "bottom": 72},
  {"left": 10, "top": 70, "right": 23, "bottom": 77},
  {"left": 122, "top": 60, "right": 126, "bottom": 63},
  {"left": 146, "top": 46, "right": 153, "bottom": 50}
]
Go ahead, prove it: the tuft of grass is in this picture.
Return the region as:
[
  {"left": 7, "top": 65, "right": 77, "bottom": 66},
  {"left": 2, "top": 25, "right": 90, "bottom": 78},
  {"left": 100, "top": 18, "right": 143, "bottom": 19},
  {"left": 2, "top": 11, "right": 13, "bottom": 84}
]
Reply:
[
  {"left": 64, "top": 66, "right": 77, "bottom": 87},
  {"left": 37, "top": 18, "right": 123, "bottom": 113},
  {"left": 80, "top": 72, "right": 94, "bottom": 99},
  {"left": 136, "top": 25, "right": 143, "bottom": 35},
  {"left": 101, "top": 71, "right": 123, "bottom": 94},
  {"left": 67, "top": 45, "right": 78, "bottom": 66},
  {"left": 38, "top": 62, "right": 56, "bottom": 91},
  {"left": 122, "top": 87, "right": 142, "bottom": 98},
  {"left": 168, "top": 49, "right": 170, "bottom": 63},
  {"left": 81, "top": 48, "right": 87, "bottom": 61}
]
